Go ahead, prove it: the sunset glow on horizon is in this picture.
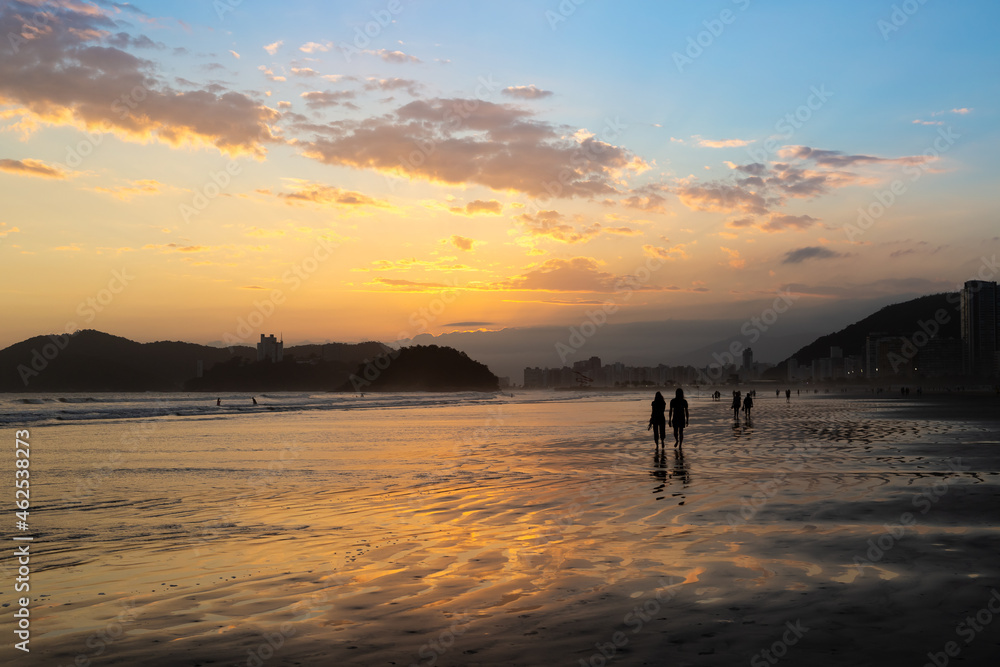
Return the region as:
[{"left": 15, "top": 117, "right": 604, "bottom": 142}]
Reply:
[{"left": 2, "top": 0, "right": 998, "bottom": 352}]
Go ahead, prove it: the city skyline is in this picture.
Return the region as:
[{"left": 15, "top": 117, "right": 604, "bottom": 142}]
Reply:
[{"left": 2, "top": 1, "right": 999, "bottom": 354}]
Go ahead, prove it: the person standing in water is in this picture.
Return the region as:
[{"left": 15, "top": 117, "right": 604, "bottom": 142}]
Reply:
[
  {"left": 649, "top": 391, "right": 667, "bottom": 448},
  {"left": 743, "top": 391, "right": 754, "bottom": 419},
  {"left": 669, "top": 388, "right": 690, "bottom": 447},
  {"left": 731, "top": 390, "right": 741, "bottom": 420}
]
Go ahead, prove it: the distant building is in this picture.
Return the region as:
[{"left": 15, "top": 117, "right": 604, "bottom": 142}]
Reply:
[
  {"left": 961, "top": 280, "right": 999, "bottom": 377},
  {"left": 875, "top": 336, "right": 910, "bottom": 378},
  {"left": 257, "top": 334, "right": 283, "bottom": 363},
  {"left": 917, "top": 338, "right": 963, "bottom": 378},
  {"left": 742, "top": 347, "right": 753, "bottom": 370},
  {"left": 523, "top": 367, "right": 545, "bottom": 388},
  {"left": 865, "top": 332, "right": 889, "bottom": 378},
  {"left": 525, "top": 359, "right": 697, "bottom": 388}
]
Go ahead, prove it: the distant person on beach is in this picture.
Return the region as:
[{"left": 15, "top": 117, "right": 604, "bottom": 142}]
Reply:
[
  {"left": 216, "top": 397, "right": 221, "bottom": 406},
  {"left": 649, "top": 391, "right": 667, "bottom": 447},
  {"left": 668, "top": 388, "right": 689, "bottom": 447},
  {"left": 252, "top": 396, "right": 257, "bottom": 405},
  {"left": 743, "top": 392, "right": 753, "bottom": 419},
  {"left": 785, "top": 389, "right": 791, "bottom": 402},
  {"left": 731, "top": 391, "right": 741, "bottom": 420}
]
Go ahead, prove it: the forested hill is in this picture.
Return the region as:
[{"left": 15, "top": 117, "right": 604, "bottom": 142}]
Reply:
[
  {"left": 341, "top": 345, "right": 499, "bottom": 392},
  {"left": 0, "top": 330, "right": 389, "bottom": 392},
  {"left": 770, "top": 292, "right": 959, "bottom": 374}
]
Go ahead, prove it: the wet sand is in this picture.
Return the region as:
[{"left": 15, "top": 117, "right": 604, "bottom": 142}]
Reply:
[{"left": 2, "top": 393, "right": 1000, "bottom": 666}]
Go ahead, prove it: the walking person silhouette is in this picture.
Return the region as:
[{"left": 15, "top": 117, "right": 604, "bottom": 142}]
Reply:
[
  {"left": 743, "top": 391, "right": 753, "bottom": 419},
  {"left": 649, "top": 391, "right": 667, "bottom": 448},
  {"left": 731, "top": 390, "right": 741, "bottom": 420},
  {"left": 669, "top": 388, "right": 690, "bottom": 447}
]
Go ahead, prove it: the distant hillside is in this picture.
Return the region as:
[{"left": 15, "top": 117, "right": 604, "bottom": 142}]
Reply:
[
  {"left": 280, "top": 341, "right": 389, "bottom": 365},
  {"left": 0, "top": 330, "right": 388, "bottom": 392},
  {"left": 341, "top": 344, "right": 499, "bottom": 392},
  {"left": 0, "top": 330, "right": 253, "bottom": 391},
  {"left": 187, "top": 341, "right": 390, "bottom": 391},
  {"left": 768, "top": 292, "right": 960, "bottom": 375}
]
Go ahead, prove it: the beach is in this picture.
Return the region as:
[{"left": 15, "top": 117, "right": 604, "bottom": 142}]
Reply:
[{"left": 2, "top": 390, "right": 999, "bottom": 666}]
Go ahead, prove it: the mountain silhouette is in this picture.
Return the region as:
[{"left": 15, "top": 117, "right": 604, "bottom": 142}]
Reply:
[
  {"left": 768, "top": 292, "right": 960, "bottom": 376},
  {"left": 0, "top": 330, "right": 389, "bottom": 392},
  {"left": 340, "top": 344, "right": 499, "bottom": 392}
]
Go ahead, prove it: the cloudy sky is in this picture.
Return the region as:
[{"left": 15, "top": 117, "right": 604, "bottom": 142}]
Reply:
[{"left": 1, "top": 0, "right": 998, "bottom": 359}]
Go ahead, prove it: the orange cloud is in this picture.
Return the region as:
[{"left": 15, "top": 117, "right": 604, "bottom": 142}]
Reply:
[
  {"left": 693, "top": 135, "right": 753, "bottom": 148},
  {"left": 142, "top": 243, "right": 211, "bottom": 253},
  {"left": 449, "top": 235, "right": 476, "bottom": 251},
  {"left": 274, "top": 182, "right": 390, "bottom": 209},
  {"left": 622, "top": 183, "right": 670, "bottom": 213},
  {"left": 720, "top": 246, "right": 745, "bottom": 269},
  {"left": 603, "top": 226, "right": 639, "bottom": 236},
  {"left": 364, "top": 77, "right": 422, "bottom": 96},
  {"left": 759, "top": 213, "right": 822, "bottom": 233},
  {"left": 777, "top": 146, "right": 932, "bottom": 168},
  {"left": 92, "top": 179, "right": 181, "bottom": 200},
  {"left": 502, "top": 85, "right": 553, "bottom": 100},
  {"left": 353, "top": 258, "right": 473, "bottom": 272},
  {"left": 301, "top": 90, "right": 357, "bottom": 109},
  {"left": 368, "top": 277, "right": 453, "bottom": 291},
  {"left": 299, "top": 98, "right": 646, "bottom": 198},
  {"left": 363, "top": 48, "right": 421, "bottom": 64},
  {"left": 643, "top": 243, "right": 688, "bottom": 261},
  {"left": 449, "top": 199, "right": 503, "bottom": 215},
  {"left": 0, "top": 158, "right": 66, "bottom": 179},
  {"left": 496, "top": 257, "right": 662, "bottom": 293},
  {"left": 0, "top": 4, "right": 280, "bottom": 157},
  {"left": 517, "top": 210, "right": 601, "bottom": 244},
  {"left": 299, "top": 41, "right": 332, "bottom": 53},
  {"left": 676, "top": 182, "right": 771, "bottom": 215}
]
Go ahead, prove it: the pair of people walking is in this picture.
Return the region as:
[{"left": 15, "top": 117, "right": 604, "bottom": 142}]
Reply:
[
  {"left": 731, "top": 390, "right": 753, "bottom": 419},
  {"left": 649, "top": 388, "right": 689, "bottom": 448}
]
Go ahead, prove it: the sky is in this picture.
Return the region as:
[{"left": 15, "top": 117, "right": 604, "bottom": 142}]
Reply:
[{"left": 1, "top": 0, "right": 998, "bottom": 371}]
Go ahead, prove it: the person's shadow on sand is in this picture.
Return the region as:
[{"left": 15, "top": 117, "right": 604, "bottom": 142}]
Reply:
[
  {"left": 651, "top": 448, "right": 690, "bottom": 501},
  {"left": 651, "top": 449, "right": 668, "bottom": 495},
  {"left": 671, "top": 447, "right": 690, "bottom": 487}
]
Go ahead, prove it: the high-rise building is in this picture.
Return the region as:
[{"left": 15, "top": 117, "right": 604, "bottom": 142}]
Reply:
[
  {"left": 257, "top": 333, "right": 283, "bottom": 363},
  {"left": 523, "top": 367, "right": 545, "bottom": 388},
  {"left": 865, "top": 332, "right": 889, "bottom": 378},
  {"left": 961, "top": 280, "right": 998, "bottom": 377},
  {"left": 742, "top": 347, "right": 753, "bottom": 370}
]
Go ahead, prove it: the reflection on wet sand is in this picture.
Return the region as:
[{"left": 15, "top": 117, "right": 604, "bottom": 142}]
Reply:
[{"left": 14, "top": 394, "right": 1000, "bottom": 667}]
